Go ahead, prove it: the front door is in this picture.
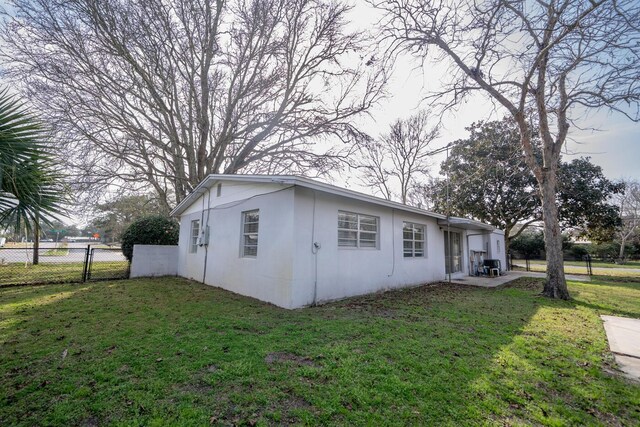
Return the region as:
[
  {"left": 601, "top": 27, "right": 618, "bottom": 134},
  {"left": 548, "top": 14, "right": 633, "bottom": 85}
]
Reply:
[{"left": 444, "top": 231, "right": 462, "bottom": 274}]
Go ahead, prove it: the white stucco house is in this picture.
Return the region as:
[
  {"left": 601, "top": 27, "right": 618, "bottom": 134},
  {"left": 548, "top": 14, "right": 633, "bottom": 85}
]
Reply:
[{"left": 169, "top": 175, "right": 505, "bottom": 309}]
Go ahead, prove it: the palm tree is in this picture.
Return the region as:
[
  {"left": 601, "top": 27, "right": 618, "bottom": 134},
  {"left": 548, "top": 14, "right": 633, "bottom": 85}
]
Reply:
[{"left": 0, "top": 88, "right": 65, "bottom": 262}]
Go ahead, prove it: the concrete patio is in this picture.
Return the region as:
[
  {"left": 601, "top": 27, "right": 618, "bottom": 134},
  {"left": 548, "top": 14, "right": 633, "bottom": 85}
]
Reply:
[{"left": 601, "top": 316, "right": 640, "bottom": 383}]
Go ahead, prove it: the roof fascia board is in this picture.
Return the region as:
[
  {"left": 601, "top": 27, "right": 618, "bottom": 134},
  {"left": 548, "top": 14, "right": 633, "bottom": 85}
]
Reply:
[
  {"left": 437, "top": 217, "right": 495, "bottom": 231},
  {"left": 170, "top": 174, "right": 449, "bottom": 221}
]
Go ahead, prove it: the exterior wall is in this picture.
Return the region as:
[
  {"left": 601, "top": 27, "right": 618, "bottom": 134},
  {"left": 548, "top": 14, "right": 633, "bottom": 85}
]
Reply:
[
  {"left": 177, "top": 182, "right": 296, "bottom": 308},
  {"left": 180, "top": 181, "right": 287, "bottom": 216},
  {"left": 131, "top": 245, "right": 178, "bottom": 278},
  {"left": 488, "top": 230, "right": 507, "bottom": 269},
  {"left": 290, "top": 187, "right": 447, "bottom": 307},
  {"left": 175, "top": 180, "right": 506, "bottom": 309},
  {"left": 467, "top": 231, "right": 506, "bottom": 273},
  {"left": 177, "top": 211, "right": 207, "bottom": 281}
]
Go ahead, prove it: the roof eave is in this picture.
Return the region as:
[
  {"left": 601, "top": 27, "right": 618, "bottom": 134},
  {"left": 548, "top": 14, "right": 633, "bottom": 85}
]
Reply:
[
  {"left": 437, "top": 218, "right": 495, "bottom": 231},
  {"left": 170, "top": 174, "right": 449, "bottom": 222}
]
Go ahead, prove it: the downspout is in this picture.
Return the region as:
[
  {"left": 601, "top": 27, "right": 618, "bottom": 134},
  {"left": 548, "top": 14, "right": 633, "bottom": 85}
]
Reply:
[
  {"left": 446, "top": 145, "right": 451, "bottom": 284},
  {"left": 202, "top": 186, "right": 212, "bottom": 284},
  {"left": 447, "top": 222, "right": 452, "bottom": 283},
  {"left": 388, "top": 209, "right": 396, "bottom": 277},
  {"left": 310, "top": 190, "right": 319, "bottom": 306}
]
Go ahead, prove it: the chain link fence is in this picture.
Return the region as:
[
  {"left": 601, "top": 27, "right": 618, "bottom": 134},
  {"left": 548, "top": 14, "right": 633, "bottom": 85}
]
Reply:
[{"left": 0, "top": 244, "right": 129, "bottom": 287}]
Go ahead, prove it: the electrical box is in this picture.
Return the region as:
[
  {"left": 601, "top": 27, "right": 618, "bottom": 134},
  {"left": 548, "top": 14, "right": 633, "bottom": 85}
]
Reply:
[{"left": 198, "top": 225, "right": 210, "bottom": 246}]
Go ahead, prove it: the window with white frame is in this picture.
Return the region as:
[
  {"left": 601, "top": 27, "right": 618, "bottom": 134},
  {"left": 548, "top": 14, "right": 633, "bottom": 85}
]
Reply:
[
  {"left": 241, "top": 210, "right": 260, "bottom": 257},
  {"left": 190, "top": 220, "right": 200, "bottom": 253},
  {"left": 403, "top": 222, "right": 425, "bottom": 257},
  {"left": 338, "top": 211, "right": 378, "bottom": 248}
]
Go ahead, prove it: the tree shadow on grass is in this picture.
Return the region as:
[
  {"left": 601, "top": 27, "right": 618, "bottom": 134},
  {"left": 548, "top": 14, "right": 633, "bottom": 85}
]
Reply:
[
  {"left": 586, "top": 275, "right": 640, "bottom": 291},
  {"left": 1, "top": 277, "right": 639, "bottom": 426},
  {"left": 569, "top": 299, "right": 640, "bottom": 320}
]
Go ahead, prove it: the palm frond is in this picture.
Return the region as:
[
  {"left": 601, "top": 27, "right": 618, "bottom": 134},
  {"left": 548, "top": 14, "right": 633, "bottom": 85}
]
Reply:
[{"left": 0, "top": 88, "right": 66, "bottom": 233}]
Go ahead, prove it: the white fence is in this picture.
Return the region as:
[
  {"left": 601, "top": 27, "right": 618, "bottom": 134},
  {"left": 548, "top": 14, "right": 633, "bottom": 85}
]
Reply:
[{"left": 131, "top": 245, "right": 179, "bottom": 278}]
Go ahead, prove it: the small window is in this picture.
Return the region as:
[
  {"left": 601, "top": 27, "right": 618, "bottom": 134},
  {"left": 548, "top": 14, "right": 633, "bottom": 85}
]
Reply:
[
  {"left": 216, "top": 183, "right": 222, "bottom": 197},
  {"left": 497, "top": 239, "right": 501, "bottom": 253},
  {"left": 338, "top": 211, "right": 378, "bottom": 248},
  {"left": 403, "top": 222, "right": 425, "bottom": 258},
  {"left": 241, "top": 210, "right": 259, "bottom": 257},
  {"left": 190, "top": 220, "right": 200, "bottom": 253}
]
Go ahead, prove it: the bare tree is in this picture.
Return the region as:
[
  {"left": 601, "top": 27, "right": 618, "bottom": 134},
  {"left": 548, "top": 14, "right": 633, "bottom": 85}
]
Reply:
[
  {"left": 358, "top": 110, "right": 438, "bottom": 204},
  {"left": 615, "top": 180, "right": 640, "bottom": 261},
  {"left": 0, "top": 0, "right": 386, "bottom": 211},
  {"left": 373, "top": 0, "right": 640, "bottom": 299}
]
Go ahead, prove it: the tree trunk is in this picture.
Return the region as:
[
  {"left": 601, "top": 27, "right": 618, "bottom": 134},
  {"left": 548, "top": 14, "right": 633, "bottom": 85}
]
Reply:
[
  {"left": 618, "top": 235, "right": 626, "bottom": 260},
  {"left": 33, "top": 215, "right": 40, "bottom": 266},
  {"left": 504, "top": 225, "right": 512, "bottom": 270},
  {"left": 539, "top": 171, "right": 569, "bottom": 299}
]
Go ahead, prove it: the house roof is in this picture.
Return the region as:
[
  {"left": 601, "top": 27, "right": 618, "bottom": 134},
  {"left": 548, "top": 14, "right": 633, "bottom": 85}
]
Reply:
[
  {"left": 437, "top": 217, "right": 496, "bottom": 232},
  {"left": 170, "top": 174, "right": 497, "bottom": 232}
]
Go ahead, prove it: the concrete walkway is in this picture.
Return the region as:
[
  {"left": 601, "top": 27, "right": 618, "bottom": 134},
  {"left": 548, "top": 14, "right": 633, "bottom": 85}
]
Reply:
[
  {"left": 601, "top": 316, "right": 640, "bottom": 383},
  {"left": 451, "top": 271, "right": 590, "bottom": 289}
]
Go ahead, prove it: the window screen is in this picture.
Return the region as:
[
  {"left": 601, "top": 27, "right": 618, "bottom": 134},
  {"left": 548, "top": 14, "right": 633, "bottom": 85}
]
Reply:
[
  {"left": 338, "top": 211, "right": 378, "bottom": 248},
  {"left": 190, "top": 220, "right": 199, "bottom": 253},
  {"left": 241, "top": 210, "right": 259, "bottom": 257},
  {"left": 403, "top": 222, "right": 425, "bottom": 257}
]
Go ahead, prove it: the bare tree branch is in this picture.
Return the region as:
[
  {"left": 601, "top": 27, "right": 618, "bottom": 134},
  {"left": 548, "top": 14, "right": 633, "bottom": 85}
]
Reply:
[
  {"left": 357, "top": 110, "right": 438, "bottom": 204},
  {"left": 0, "top": 0, "right": 388, "bottom": 208},
  {"left": 373, "top": 0, "right": 640, "bottom": 299}
]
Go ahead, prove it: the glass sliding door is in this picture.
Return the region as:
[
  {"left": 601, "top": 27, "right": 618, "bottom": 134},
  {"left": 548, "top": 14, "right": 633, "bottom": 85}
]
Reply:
[{"left": 444, "top": 231, "right": 462, "bottom": 274}]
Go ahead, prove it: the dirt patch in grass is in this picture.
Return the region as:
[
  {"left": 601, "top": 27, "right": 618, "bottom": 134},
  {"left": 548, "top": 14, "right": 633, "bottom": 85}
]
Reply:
[
  {"left": 504, "top": 277, "right": 544, "bottom": 291},
  {"left": 341, "top": 301, "right": 399, "bottom": 318},
  {"left": 264, "top": 352, "right": 317, "bottom": 368},
  {"left": 177, "top": 381, "right": 214, "bottom": 395},
  {"left": 279, "top": 395, "right": 312, "bottom": 411},
  {"left": 338, "top": 282, "right": 462, "bottom": 308}
]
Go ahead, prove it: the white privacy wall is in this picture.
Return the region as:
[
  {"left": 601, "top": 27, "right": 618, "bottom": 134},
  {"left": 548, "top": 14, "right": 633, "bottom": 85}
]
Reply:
[
  {"left": 130, "top": 244, "right": 179, "bottom": 278},
  {"left": 177, "top": 182, "right": 296, "bottom": 308}
]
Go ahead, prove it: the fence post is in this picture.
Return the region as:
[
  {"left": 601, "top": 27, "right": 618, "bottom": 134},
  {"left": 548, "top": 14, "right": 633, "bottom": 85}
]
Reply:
[
  {"left": 525, "top": 256, "right": 530, "bottom": 272},
  {"left": 82, "top": 245, "right": 91, "bottom": 282},
  {"left": 87, "top": 248, "right": 95, "bottom": 281},
  {"left": 585, "top": 254, "right": 593, "bottom": 276}
]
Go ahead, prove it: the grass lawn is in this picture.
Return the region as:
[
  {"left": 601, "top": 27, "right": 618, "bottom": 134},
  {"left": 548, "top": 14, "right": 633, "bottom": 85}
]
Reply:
[
  {"left": 512, "top": 260, "right": 640, "bottom": 278},
  {"left": 1, "top": 242, "right": 34, "bottom": 248},
  {"left": 574, "top": 260, "right": 640, "bottom": 269},
  {"left": 43, "top": 245, "right": 70, "bottom": 257},
  {"left": 518, "top": 259, "right": 640, "bottom": 270},
  {"left": 0, "top": 261, "right": 129, "bottom": 286},
  {"left": 1, "top": 277, "right": 639, "bottom": 426}
]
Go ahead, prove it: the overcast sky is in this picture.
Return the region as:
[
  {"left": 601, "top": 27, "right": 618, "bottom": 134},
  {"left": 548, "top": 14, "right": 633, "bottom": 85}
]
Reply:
[
  {"left": 340, "top": 2, "right": 640, "bottom": 193},
  {"left": 342, "top": 53, "right": 640, "bottom": 192},
  {"left": 1, "top": 0, "right": 638, "bottom": 195}
]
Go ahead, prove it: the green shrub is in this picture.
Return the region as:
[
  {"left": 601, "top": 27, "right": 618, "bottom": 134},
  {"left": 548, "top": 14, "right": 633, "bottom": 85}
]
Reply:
[
  {"left": 510, "top": 230, "right": 545, "bottom": 258},
  {"left": 588, "top": 242, "right": 619, "bottom": 261},
  {"left": 569, "top": 244, "right": 589, "bottom": 259},
  {"left": 121, "top": 215, "right": 179, "bottom": 262}
]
